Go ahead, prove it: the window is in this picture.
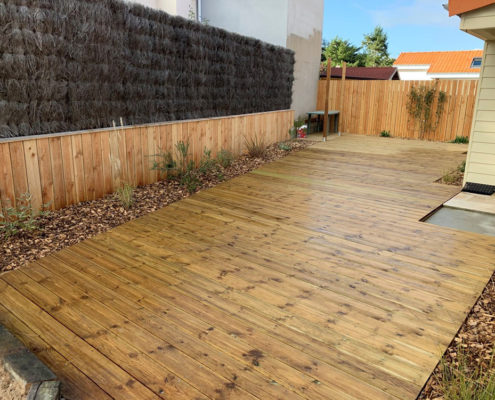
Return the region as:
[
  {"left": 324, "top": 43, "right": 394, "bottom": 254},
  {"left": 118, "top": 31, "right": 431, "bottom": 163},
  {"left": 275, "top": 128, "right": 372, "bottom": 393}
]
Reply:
[{"left": 471, "top": 57, "right": 482, "bottom": 68}]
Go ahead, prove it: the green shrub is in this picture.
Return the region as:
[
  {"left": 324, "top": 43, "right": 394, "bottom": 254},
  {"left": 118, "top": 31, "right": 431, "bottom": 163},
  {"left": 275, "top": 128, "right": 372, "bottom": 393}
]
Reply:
[
  {"left": 151, "top": 141, "right": 191, "bottom": 178},
  {"left": 0, "top": 193, "right": 50, "bottom": 239},
  {"left": 198, "top": 148, "right": 218, "bottom": 174},
  {"left": 217, "top": 149, "right": 234, "bottom": 168},
  {"left": 380, "top": 130, "right": 391, "bottom": 137},
  {"left": 175, "top": 141, "right": 191, "bottom": 175},
  {"left": 245, "top": 135, "right": 266, "bottom": 158},
  {"left": 451, "top": 136, "right": 469, "bottom": 144},
  {"left": 151, "top": 150, "right": 176, "bottom": 178},
  {"left": 278, "top": 142, "right": 291, "bottom": 151},
  {"left": 115, "top": 183, "right": 135, "bottom": 209}
]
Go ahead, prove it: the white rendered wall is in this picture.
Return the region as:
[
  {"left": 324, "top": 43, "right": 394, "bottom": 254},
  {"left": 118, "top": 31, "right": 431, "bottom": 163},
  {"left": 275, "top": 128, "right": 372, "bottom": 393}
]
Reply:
[
  {"left": 201, "top": 0, "right": 289, "bottom": 47},
  {"left": 286, "top": 0, "right": 324, "bottom": 118},
  {"left": 396, "top": 67, "right": 431, "bottom": 80},
  {"left": 130, "top": 0, "right": 195, "bottom": 18}
]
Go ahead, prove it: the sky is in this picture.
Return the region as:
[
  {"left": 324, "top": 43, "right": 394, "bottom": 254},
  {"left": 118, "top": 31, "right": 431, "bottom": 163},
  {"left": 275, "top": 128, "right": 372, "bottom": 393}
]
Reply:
[{"left": 323, "top": 0, "right": 484, "bottom": 58}]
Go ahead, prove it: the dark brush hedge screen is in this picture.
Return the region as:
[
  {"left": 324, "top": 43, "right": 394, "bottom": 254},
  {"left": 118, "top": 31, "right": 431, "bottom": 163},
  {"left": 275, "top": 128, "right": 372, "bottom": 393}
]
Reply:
[{"left": 0, "top": 0, "right": 295, "bottom": 138}]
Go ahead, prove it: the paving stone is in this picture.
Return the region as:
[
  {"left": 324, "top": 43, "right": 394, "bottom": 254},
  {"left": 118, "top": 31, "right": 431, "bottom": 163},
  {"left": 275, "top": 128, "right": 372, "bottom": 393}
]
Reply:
[
  {"left": 0, "top": 325, "right": 25, "bottom": 357},
  {"left": 29, "top": 381, "right": 61, "bottom": 400},
  {"left": 4, "top": 350, "right": 56, "bottom": 386}
]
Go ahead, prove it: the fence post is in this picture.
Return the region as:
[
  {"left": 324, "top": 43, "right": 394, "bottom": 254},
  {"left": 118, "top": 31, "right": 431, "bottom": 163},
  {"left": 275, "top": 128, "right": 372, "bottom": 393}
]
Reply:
[{"left": 323, "top": 60, "right": 331, "bottom": 141}]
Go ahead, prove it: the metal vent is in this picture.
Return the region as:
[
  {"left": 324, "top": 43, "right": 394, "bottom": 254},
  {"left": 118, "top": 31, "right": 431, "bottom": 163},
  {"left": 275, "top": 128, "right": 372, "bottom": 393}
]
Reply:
[{"left": 463, "top": 182, "right": 495, "bottom": 196}]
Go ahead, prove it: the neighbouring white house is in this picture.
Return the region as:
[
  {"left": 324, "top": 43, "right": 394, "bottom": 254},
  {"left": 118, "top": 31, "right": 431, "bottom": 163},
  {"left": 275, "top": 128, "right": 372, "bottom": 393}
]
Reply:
[
  {"left": 131, "top": 0, "right": 196, "bottom": 18},
  {"left": 393, "top": 50, "right": 483, "bottom": 80},
  {"left": 131, "top": 0, "right": 324, "bottom": 119},
  {"left": 449, "top": 0, "right": 495, "bottom": 188}
]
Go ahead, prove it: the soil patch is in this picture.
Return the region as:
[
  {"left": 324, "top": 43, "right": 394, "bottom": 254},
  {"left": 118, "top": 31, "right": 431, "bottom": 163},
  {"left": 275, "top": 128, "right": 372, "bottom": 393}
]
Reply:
[{"left": 0, "top": 362, "right": 27, "bottom": 400}]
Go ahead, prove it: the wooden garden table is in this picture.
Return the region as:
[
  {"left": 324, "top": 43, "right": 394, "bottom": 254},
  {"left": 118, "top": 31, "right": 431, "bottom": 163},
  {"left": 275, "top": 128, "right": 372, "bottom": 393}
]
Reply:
[{"left": 307, "top": 110, "right": 340, "bottom": 136}]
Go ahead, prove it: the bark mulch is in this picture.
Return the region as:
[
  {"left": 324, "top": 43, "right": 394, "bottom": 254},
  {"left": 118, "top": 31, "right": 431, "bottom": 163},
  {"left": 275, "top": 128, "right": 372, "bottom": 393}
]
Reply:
[
  {"left": 0, "top": 140, "right": 311, "bottom": 273},
  {"left": 419, "top": 275, "right": 495, "bottom": 399}
]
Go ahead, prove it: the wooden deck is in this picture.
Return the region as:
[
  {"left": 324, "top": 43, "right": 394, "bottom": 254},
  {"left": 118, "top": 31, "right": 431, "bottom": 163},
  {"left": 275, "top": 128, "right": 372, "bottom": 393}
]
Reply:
[{"left": 1, "top": 134, "right": 494, "bottom": 400}]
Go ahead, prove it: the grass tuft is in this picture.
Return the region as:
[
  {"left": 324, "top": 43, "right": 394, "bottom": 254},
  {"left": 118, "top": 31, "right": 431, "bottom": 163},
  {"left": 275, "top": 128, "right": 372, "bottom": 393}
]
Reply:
[
  {"left": 115, "top": 183, "right": 135, "bottom": 209},
  {"left": 437, "top": 346, "right": 495, "bottom": 400},
  {"left": 380, "top": 130, "right": 391, "bottom": 137},
  {"left": 217, "top": 149, "right": 234, "bottom": 168},
  {"left": 451, "top": 136, "right": 469, "bottom": 144},
  {"left": 245, "top": 135, "right": 266, "bottom": 158},
  {"left": 440, "top": 161, "right": 465, "bottom": 186}
]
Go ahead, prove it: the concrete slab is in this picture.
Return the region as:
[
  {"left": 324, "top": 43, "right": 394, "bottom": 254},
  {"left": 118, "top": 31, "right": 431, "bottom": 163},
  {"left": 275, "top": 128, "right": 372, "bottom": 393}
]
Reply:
[
  {"left": 445, "top": 191, "right": 495, "bottom": 214},
  {"left": 426, "top": 206, "right": 495, "bottom": 237}
]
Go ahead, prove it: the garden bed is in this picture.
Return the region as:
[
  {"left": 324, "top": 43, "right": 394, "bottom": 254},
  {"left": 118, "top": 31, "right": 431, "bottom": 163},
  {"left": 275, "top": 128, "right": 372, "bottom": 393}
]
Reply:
[
  {"left": 0, "top": 140, "right": 311, "bottom": 272},
  {"left": 419, "top": 274, "right": 495, "bottom": 399}
]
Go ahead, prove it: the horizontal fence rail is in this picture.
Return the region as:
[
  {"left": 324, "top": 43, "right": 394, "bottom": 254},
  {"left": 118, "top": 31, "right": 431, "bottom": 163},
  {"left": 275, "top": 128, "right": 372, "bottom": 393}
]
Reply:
[
  {"left": 0, "top": 110, "right": 294, "bottom": 212},
  {"left": 317, "top": 79, "right": 478, "bottom": 141}
]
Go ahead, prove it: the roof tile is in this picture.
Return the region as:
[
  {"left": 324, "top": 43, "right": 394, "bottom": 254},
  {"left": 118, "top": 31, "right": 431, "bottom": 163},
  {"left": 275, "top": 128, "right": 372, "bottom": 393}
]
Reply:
[{"left": 394, "top": 50, "right": 483, "bottom": 74}]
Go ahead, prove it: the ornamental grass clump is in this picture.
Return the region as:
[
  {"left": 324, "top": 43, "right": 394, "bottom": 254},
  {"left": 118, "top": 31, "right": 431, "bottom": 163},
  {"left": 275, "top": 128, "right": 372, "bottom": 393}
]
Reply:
[
  {"left": 245, "top": 135, "right": 266, "bottom": 158},
  {"left": 0, "top": 193, "right": 50, "bottom": 239}
]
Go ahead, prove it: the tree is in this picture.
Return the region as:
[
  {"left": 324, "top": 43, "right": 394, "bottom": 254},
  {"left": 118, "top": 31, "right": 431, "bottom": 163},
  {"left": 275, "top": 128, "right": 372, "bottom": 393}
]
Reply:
[
  {"left": 321, "top": 39, "right": 329, "bottom": 63},
  {"left": 361, "top": 26, "right": 395, "bottom": 67},
  {"left": 322, "top": 36, "right": 365, "bottom": 67}
]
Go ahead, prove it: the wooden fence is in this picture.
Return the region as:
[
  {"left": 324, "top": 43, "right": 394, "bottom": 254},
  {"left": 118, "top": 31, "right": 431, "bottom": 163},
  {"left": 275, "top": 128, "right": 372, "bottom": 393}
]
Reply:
[
  {"left": 0, "top": 110, "right": 294, "bottom": 212},
  {"left": 316, "top": 79, "right": 478, "bottom": 141}
]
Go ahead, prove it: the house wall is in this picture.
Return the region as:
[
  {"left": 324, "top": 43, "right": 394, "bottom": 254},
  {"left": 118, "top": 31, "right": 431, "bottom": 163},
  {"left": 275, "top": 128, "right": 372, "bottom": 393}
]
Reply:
[
  {"left": 396, "top": 66, "right": 431, "bottom": 80},
  {"left": 286, "top": 0, "right": 324, "bottom": 119},
  {"left": 201, "top": 0, "right": 289, "bottom": 47},
  {"left": 129, "top": 0, "right": 195, "bottom": 18},
  {"left": 464, "top": 40, "right": 495, "bottom": 186},
  {"left": 396, "top": 66, "right": 480, "bottom": 80},
  {"left": 202, "top": 0, "right": 324, "bottom": 119}
]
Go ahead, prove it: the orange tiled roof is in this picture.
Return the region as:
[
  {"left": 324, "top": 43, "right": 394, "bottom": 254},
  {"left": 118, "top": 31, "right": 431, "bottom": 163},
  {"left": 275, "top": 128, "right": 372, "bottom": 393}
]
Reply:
[
  {"left": 394, "top": 50, "right": 483, "bottom": 74},
  {"left": 449, "top": 0, "right": 495, "bottom": 16}
]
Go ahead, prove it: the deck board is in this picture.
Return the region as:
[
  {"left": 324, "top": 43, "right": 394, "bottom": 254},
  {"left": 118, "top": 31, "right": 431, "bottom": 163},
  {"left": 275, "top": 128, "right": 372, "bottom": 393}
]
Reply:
[{"left": 1, "top": 134, "right": 493, "bottom": 399}]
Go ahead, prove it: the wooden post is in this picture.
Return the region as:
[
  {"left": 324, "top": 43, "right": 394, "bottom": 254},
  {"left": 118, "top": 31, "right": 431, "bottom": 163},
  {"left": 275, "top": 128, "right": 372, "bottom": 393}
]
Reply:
[
  {"left": 322, "top": 60, "right": 331, "bottom": 141},
  {"left": 342, "top": 62, "right": 347, "bottom": 81}
]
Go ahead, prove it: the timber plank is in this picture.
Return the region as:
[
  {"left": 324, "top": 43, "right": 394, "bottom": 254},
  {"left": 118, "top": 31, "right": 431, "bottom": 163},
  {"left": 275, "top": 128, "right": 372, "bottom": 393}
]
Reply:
[{"left": 0, "top": 135, "right": 493, "bottom": 400}]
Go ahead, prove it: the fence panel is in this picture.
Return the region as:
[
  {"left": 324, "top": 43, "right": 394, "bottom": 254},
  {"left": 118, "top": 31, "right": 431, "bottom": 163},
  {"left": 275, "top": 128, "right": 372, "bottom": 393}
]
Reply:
[
  {"left": 0, "top": 110, "right": 294, "bottom": 213},
  {"left": 316, "top": 79, "right": 478, "bottom": 141}
]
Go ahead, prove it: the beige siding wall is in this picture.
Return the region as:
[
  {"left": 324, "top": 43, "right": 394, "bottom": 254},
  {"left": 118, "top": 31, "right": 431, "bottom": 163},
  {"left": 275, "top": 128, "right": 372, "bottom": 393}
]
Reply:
[
  {"left": 465, "top": 40, "right": 495, "bottom": 185},
  {"left": 460, "top": 4, "right": 495, "bottom": 39}
]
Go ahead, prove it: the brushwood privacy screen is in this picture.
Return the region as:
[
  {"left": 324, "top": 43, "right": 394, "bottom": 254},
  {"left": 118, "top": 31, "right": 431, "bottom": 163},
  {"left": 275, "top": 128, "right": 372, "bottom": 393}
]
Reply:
[{"left": 0, "top": 0, "right": 295, "bottom": 138}]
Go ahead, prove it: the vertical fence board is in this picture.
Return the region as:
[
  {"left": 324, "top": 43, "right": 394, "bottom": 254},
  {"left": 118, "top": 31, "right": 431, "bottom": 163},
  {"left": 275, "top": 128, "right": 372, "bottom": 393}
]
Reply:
[
  {"left": 60, "top": 136, "right": 77, "bottom": 205},
  {"left": 36, "top": 138, "right": 55, "bottom": 209},
  {"left": 22, "top": 140, "right": 43, "bottom": 211},
  {"left": 49, "top": 137, "right": 66, "bottom": 209},
  {"left": 71, "top": 135, "right": 86, "bottom": 203},
  {"left": 9, "top": 141, "right": 28, "bottom": 204},
  {"left": 91, "top": 132, "right": 104, "bottom": 199},
  {"left": 0, "top": 143, "right": 15, "bottom": 209},
  {"left": 81, "top": 133, "right": 95, "bottom": 201}
]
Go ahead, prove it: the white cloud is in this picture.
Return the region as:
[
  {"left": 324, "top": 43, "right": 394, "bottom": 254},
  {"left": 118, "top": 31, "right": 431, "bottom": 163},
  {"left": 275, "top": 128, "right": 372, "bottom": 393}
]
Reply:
[{"left": 368, "top": 0, "right": 459, "bottom": 28}]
